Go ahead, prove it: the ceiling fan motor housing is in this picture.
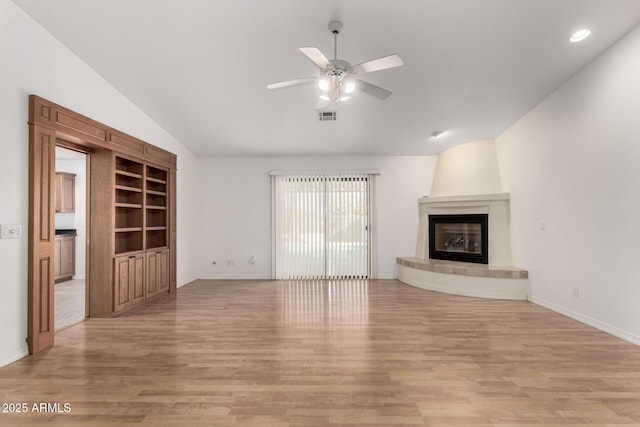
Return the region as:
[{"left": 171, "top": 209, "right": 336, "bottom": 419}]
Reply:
[{"left": 327, "top": 59, "right": 352, "bottom": 84}]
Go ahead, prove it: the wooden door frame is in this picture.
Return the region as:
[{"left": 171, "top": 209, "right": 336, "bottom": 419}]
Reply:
[
  {"left": 55, "top": 139, "right": 92, "bottom": 320},
  {"left": 27, "top": 95, "right": 177, "bottom": 355}
]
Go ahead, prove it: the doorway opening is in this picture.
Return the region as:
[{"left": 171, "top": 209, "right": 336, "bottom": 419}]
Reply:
[{"left": 54, "top": 145, "right": 89, "bottom": 330}]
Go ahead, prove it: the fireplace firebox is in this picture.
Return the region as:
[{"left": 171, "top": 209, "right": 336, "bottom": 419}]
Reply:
[{"left": 429, "top": 214, "right": 488, "bottom": 264}]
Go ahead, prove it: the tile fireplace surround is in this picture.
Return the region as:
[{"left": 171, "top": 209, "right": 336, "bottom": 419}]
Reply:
[{"left": 397, "top": 193, "right": 530, "bottom": 300}]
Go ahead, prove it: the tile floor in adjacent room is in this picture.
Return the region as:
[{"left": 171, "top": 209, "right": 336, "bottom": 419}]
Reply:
[{"left": 54, "top": 279, "right": 85, "bottom": 331}]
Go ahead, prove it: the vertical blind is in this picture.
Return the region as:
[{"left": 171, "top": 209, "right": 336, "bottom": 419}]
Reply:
[{"left": 272, "top": 173, "right": 376, "bottom": 280}]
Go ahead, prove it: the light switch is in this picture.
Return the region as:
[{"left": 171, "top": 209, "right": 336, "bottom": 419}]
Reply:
[{"left": 1, "top": 224, "right": 22, "bottom": 239}]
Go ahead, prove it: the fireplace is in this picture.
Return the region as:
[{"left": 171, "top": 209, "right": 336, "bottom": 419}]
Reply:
[{"left": 429, "top": 214, "right": 488, "bottom": 264}]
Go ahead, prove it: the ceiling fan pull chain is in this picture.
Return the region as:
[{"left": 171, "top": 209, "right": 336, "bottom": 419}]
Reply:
[{"left": 334, "top": 32, "right": 338, "bottom": 60}]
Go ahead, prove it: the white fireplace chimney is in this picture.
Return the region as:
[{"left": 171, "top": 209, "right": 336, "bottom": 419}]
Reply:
[{"left": 430, "top": 140, "right": 502, "bottom": 197}]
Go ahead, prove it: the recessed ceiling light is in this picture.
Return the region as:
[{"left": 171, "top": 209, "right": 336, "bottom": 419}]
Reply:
[
  {"left": 431, "top": 130, "right": 445, "bottom": 139},
  {"left": 570, "top": 29, "right": 591, "bottom": 43}
]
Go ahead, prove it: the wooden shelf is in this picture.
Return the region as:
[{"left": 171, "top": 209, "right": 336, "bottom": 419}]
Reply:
[
  {"left": 146, "top": 190, "right": 167, "bottom": 196},
  {"left": 146, "top": 177, "right": 167, "bottom": 184},
  {"left": 146, "top": 205, "right": 167, "bottom": 210},
  {"left": 115, "top": 203, "right": 142, "bottom": 209},
  {"left": 115, "top": 185, "right": 143, "bottom": 193},
  {"left": 146, "top": 226, "right": 167, "bottom": 231},
  {"left": 115, "top": 170, "right": 142, "bottom": 179},
  {"left": 115, "top": 227, "right": 143, "bottom": 233}
]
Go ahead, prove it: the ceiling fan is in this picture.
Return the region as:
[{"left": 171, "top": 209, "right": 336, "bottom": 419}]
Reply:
[{"left": 267, "top": 20, "right": 403, "bottom": 109}]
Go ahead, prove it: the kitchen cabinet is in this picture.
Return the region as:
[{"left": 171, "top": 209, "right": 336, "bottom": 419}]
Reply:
[
  {"left": 55, "top": 172, "right": 76, "bottom": 213},
  {"left": 54, "top": 234, "right": 75, "bottom": 282}
]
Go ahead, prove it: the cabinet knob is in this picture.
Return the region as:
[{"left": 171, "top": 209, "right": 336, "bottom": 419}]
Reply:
[{"left": 128, "top": 256, "right": 136, "bottom": 259}]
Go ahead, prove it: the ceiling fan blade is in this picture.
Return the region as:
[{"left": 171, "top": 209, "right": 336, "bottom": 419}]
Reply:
[
  {"left": 352, "top": 54, "right": 403, "bottom": 74},
  {"left": 267, "top": 77, "right": 317, "bottom": 90},
  {"left": 299, "top": 47, "right": 332, "bottom": 69},
  {"left": 355, "top": 79, "right": 392, "bottom": 100}
]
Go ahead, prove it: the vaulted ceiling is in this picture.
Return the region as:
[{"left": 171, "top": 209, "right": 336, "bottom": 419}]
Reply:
[{"left": 13, "top": 0, "right": 640, "bottom": 156}]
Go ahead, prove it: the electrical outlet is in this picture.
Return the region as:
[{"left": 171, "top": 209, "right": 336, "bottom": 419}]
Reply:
[
  {"left": 248, "top": 256, "right": 255, "bottom": 265},
  {"left": 573, "top": 286, "right": 580, "bottom": 297},
  {"left": 226, "top": 260, "right": 235, "bottom": 267}
]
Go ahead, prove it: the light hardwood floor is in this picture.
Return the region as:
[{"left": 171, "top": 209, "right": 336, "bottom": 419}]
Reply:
[{"left": 2, "top": 279, "right": 640, "bottom": 426}]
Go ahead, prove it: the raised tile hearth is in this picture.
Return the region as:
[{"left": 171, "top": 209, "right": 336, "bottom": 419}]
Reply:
[
  {"left": 397, "top": 257, "right": 529, "bottom": 300},
  {"left": 397, "top": 257, "right": 528, "bottom": 279},
  {"left": 398, "top": 192, "right": 530, "bottom": 301}
]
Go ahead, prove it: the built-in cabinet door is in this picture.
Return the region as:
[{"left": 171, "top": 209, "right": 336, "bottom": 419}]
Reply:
[
  {"left": 113, "top": 256, "right": 132, "bottom": 312},
  {"left": 60, "top": 236, "right": 75, "bottom": 278},
  {"left": 158, "top": 250, "right": 169, "bottom": 292},
  {"left": 146, "top": 249, "right": 169, "bottom": 299},
  {"left": 54, "top": 235, "right": 75, "bottom": 282},
  {"left": 55, "top": 172, "right": 75, "bottom": 213},
  {"left": 113, "top": 253, "right": 145, "bottom": 313},
  {"left": 54, "top": 238, "right": 62, "bottom": 278},
  {"left": 146, "top": 251, "right": 158, "bottom": 298},
  {"left": 132, "top": 255, "right": 145, "bottom": 304}
]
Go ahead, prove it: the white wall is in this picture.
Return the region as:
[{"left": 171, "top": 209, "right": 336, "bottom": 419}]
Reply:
[
  {"left": 430, "top": 140, "right": 503, "bottom": 196},
  {"left": 196, "top": 156, "right": 437, "bottom": 280},
  {"left": 55, "top": 158, "right": 87, "bottom": 279},
  {"left": 0, "top": 0, "right": 198, "bottom": 367},
  {"left": 496, "top": 25, "right": 640, "bottom": 345}
]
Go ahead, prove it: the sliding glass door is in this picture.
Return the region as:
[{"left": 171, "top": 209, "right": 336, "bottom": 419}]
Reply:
[{"left": 272, "top": 174, "right": 374, "bottom": 280}]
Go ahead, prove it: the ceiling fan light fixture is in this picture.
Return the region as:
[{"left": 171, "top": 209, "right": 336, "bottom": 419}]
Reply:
[
  {"left": 340, "top": 95, "right": 350, "bottom": 102},
  {"left": 570, "top": 28, "right": 591, "bottom": 43},
  {"left": 318, "top": 79, "right": 330, "bottom": 91},
  {"left": 319, "top": 94, "right": 330, "bottom": 101},
  {"left": 345, "top": 81, "right": 356, "bottom": 93}
]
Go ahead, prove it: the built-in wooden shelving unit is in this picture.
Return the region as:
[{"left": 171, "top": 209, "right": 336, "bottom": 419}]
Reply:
[
  {"left": 28, "top": 95, "right": 178, "bottom": 354},
  {"left": 111, "top": 155, "right": 171, "bottom": 313}
]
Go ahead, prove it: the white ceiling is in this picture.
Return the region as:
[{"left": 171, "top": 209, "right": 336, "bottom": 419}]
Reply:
[{"left": 13, "top": 0, "right": 640, "bottom": 157}]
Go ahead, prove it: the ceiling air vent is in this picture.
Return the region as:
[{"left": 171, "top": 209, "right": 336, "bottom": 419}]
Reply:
[{"left": 318, "top": 111, "right": 337, "bottom": 121}]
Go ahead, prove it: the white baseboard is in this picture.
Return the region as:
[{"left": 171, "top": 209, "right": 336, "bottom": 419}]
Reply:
[
  {"left": 197, "top": 275, "right": 272, "bottom": 280},
  {"left": 196, "top": 276, "right": 396, "bottom": 281},
  {"left": 0, "top": 346, "right": 29, "bottom": 368},
  {"left": 531, "top": 296, "right": 640, "bottom": 347}
]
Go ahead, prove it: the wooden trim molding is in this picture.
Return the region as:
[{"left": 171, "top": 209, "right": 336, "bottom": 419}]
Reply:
[{"left": 29, "top": 96, "right": 177, "bottom": 169}]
